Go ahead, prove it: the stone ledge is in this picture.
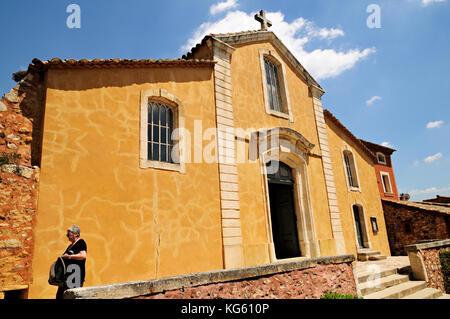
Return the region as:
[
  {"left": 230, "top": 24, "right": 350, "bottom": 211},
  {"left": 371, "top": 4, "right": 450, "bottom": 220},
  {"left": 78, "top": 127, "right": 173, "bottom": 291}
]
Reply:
[
  {"left": 1, "top": 164, "right": 35, "bottom": 179},
  {"left": 0, "top": 238, "right": 22, "bottom": 249},
  {"left": 405, "top": 239, "right": 450, "bottom": 252},
  {"left": 64, "top": 254, "right": 355, "bottom": 299}
]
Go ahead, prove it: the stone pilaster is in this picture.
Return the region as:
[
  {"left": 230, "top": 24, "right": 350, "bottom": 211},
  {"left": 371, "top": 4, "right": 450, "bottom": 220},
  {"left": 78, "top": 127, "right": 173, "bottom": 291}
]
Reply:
[
  {"left": 211, "top": 38, "right": 244, "bottom": 269},
  {"left": 311, "top": 86, "right": 346, "bottom": 255}
]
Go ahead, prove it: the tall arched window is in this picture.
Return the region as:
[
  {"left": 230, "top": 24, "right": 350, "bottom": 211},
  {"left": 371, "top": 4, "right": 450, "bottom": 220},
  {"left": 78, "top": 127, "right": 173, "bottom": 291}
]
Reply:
[
  {"left": 140, "top": 89, "right": 184, "bottom": 172},
  {"left": 343, "top": 150, "right": 359, "bottom": 189},
  {"left": 147, "top": 101, "right": 174, "bottom": 163},
  {"left": 264, "top": 57, "right": 283, "bottom": 113},
  {"left": 259, "top": 49, "right": 293, "bottom": 121}
]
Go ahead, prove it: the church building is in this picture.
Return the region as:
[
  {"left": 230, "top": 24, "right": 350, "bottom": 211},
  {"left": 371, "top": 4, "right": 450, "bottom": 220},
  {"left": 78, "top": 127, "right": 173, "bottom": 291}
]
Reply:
[{"left": 0, "top": 11, "right": 391, "bottom": 299}]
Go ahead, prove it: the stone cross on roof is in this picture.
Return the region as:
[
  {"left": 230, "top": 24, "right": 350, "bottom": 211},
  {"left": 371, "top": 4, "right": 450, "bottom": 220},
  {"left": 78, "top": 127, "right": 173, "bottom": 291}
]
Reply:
[{"left": 254, "top": 10, "right": 272, "bottom": 31}]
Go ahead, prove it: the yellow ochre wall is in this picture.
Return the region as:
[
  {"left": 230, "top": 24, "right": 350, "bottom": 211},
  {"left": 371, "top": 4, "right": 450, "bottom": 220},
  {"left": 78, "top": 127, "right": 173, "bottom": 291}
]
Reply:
[
  {"left": 29, "top": 66, "right": 223, "bottom": 298},
  {"left": 325, "top": 119, "right": 391, "bottom": 258},
  {"left": 229, "top": 42, "right": 336, "bottom": 265},
  {"left": 28, "top": 39, "right": 392, "bottom": 298}
]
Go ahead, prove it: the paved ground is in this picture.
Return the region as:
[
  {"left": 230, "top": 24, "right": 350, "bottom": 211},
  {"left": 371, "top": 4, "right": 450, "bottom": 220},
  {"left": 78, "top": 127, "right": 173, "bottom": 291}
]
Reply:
[{"left": 354, "top": 256, "right": 410, "bottom": 277}]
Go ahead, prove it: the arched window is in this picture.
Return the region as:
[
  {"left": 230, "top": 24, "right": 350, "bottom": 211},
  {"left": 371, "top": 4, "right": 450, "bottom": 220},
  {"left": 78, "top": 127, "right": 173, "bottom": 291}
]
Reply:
[
  {"left": 264, "top": 57, "right": 283, "bottom": 113},
  {"left": 259, "top": 49, "right": 293, "bottom": 121},
  {"left": 140, "top": 88, "right": 184, "bottom": 172},
  {"left": 147, "top": 101, "right": 174, "bottom": 163}
]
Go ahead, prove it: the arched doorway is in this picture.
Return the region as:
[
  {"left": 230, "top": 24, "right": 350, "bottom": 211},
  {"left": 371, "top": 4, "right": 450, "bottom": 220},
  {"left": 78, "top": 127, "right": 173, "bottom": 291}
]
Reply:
[
  {"left": 353, "top": 204, "right": 369, "bottom": 249},
  {"left": 255, "top": 127, "right": 320, "bottom": 259},
  {"left": 267, "top": 161, "right": 301, "bottom": 259}
]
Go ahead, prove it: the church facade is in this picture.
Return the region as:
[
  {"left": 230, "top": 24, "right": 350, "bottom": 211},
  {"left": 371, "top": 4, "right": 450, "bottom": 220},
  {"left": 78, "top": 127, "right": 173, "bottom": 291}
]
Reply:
[{"left": 0, "top": 15, "right": 391, "bottom": 299}]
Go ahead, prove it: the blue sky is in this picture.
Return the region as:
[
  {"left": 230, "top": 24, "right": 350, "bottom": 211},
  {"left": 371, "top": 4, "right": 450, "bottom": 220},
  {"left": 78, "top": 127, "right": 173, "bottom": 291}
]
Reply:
[{"left": 0, "top": 0, "right": 449, "bottom": 201}]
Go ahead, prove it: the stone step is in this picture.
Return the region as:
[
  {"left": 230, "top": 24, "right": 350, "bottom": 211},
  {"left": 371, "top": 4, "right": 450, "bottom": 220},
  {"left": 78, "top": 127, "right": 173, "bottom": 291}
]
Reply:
[
  {"left": 364, "top": 280, "right": 427, "bottom": 299},
  {"left": 401, "top": 288, "right": 443, "bottom": 299},
  {"left": 357, "top": 251, "right": 382, "bottom": 261},
  {"left": 359, "top": 250, "right": 381, "bottom": 255},
  {"left": 360, "top": 274, "right": 410, "bottom": 296},
  {"left": 357, "top": 267, "right": 398, "bottom": 284},
  {"left": 369, "top": 255, "right": 387, "bottom": 261}
]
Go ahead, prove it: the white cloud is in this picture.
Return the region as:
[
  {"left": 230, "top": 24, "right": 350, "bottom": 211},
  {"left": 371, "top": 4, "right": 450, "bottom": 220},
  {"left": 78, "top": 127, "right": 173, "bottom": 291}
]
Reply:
[
  {"left": 210, "top": 0, "right": 238, "bottom": 15},
  {"left": 181, "top": 10, "right": 375, "bottom": 80},
  {"left": 381, "top": 141, "right": 395, "bottom": 148},
  {"left": 366, "top": 96, "right": 382, "bottom": 106},
  {"left": 424, "top": 152, "right": 443, "bottom": 163},
  {"left": 304, "top": 23, "right": 344, "bottom": 40},
  {"left": 301, "top": 47, "right": 375, "bottom": 79},
  {"left": 410, "top": 185, "right": 450, "bottom": 195},
  {"left": 426, "top": 120, "right": 444, "bottom": 129},
  {"left": 182, "top": 11, "right": 255, "bottom": 51},
  {"left": 421, "top": 0, "right": 446, "bottom": 7}
]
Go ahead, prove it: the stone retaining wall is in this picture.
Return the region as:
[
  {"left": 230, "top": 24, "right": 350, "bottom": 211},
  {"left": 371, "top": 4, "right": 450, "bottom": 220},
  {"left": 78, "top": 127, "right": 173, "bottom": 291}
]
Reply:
[
  {"left": 406, "top": 239, "right": 450, "bottom": 293},
  {"left": 64, "top": 255, "right": 357, "bottom": 299}
]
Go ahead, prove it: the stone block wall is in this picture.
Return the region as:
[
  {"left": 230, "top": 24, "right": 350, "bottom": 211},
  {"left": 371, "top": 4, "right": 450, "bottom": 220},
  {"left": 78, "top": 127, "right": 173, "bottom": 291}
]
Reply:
[
  {"left": 64, "top": 255, "right": 358, "bottom": 299},
  {"left": 0, "top": 67, "right": 45, "bottom": 297},
  {"left": 421, "top": 247, "right": 449, "bottom": 292},
  {"left": 138, "top": 263, "right": 356, "bottom": 299},
  {"left": 406, "top": 240, "right": 450, "bottom": 294},
  {"left": 382, "top": 200, "right": 450, "bottom": 256},
  {"left": 0, "top": 165, "right": 39, "bottom": 296}
]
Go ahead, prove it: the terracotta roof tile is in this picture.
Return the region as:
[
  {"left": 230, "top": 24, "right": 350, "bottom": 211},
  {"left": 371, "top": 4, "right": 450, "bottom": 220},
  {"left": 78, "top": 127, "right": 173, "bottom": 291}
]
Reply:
[
  {"left": 32, "top": 57, "right": 215, "bottom": 70},
  {"left": 383, "top": 199, "right": 450, "bottom": 215},
  {"left": 422, "top": 195, "right": 450, "bottom": 205},
  {"left": 182, "top": 36, "right": 213, "bottom": 60},
  {"left": 182, "top": 30, "right": 265, "bottom": 58}
]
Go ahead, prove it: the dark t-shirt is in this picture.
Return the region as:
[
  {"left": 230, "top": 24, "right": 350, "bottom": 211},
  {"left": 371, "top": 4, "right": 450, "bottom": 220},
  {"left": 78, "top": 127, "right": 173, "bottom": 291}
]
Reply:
[{"left": 63, "top": 239, "right": 87, "bottom": 285}]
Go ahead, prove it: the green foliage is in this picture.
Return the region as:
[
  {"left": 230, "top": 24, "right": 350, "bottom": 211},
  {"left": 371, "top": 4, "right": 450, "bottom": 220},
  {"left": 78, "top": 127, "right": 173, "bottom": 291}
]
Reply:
[
  {"left": 320, "top": 291, "right": 363, "bottom": 299},
  {"left": 0, "top": 152, "right": 20, "bottom": 166},
  {"left": 440, "top": 250, "right": 450, "bottom": 294}
]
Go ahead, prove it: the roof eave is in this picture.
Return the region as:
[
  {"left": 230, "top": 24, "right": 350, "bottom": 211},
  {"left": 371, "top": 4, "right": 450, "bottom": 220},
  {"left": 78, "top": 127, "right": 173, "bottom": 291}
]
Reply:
[
  {"left": 324, "top": 109, "right": 377, "bottom": 163},
  {"left": 30, "top": 57, "right": 216, "bottom": 71},
  {"left": 360, "top": 139, "right": 397, "bottom": 154}
]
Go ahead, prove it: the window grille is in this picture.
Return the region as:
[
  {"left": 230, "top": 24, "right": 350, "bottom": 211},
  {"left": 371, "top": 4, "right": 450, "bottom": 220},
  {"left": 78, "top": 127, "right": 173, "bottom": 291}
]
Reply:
[{"left": 147, "top": 102, "right": 174, "bottom": 163}]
